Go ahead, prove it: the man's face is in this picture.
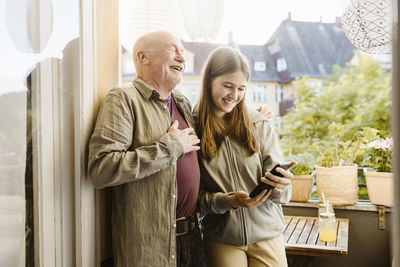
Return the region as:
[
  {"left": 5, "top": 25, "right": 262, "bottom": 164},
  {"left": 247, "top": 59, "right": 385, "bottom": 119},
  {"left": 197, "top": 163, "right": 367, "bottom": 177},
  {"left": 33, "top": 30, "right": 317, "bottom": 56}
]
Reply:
[{"left": 147, "top": 36, "right": 185, "bottom": 87}]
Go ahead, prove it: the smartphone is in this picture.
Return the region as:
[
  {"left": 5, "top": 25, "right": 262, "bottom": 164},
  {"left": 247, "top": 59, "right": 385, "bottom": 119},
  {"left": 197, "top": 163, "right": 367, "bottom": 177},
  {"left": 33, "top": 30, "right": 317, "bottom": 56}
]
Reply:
[{"left": 249, "top": 162, "right": 293, "bottom": 198}]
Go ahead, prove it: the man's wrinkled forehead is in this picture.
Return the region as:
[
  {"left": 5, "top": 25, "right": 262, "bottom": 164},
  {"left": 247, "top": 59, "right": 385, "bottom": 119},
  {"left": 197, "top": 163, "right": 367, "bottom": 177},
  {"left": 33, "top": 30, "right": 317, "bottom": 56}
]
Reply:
[{"left": 151, "top": 34, "right": 183, "bottom": 50}]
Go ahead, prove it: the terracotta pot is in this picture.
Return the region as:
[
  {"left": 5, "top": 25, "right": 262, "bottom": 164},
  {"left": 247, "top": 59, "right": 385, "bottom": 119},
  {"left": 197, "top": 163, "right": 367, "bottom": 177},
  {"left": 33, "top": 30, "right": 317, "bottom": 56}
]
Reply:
[
  {"left": 364, "top": 171, "right": 393, "bottom": 206},
  {"left": 315, "top": 165, "right": 358, "bottom": 206},
  {"left": 290, "top": 175, "right": 313, "bottom": 202}
]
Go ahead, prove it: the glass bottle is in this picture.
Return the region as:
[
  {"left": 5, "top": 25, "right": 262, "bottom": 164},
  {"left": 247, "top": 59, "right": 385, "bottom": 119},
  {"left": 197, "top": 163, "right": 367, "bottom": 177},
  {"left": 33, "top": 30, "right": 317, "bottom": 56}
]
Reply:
[{"left": 318, "top": 210, "right": 337, "bottom": 242}]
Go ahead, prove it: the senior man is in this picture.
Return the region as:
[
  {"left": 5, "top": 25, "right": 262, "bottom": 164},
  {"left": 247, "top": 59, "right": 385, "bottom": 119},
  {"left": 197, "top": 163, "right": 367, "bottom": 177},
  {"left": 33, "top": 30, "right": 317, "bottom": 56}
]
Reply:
[{"left": 88, "top": 31, "right": 204, "bottom": 267}]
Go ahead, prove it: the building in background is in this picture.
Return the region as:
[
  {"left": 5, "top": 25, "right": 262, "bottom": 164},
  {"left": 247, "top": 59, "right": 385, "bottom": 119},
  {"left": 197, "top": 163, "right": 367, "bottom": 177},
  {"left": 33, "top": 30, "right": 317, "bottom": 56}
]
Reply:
[
  {"left": 122, "top": 14, "right": 356, "bottom": 120},
  {"left": 267, "top": 14, "right": 355, "bottom": 116}
]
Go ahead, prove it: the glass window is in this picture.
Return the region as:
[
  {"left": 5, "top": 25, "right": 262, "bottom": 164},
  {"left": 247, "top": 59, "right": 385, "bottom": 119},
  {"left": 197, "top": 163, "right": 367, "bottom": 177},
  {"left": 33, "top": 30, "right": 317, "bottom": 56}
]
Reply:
[
  {"left": 275, "top": 84, "right": 283, "bottom": 103},
  {"left": 277, "top": 57, "right": 288, "bottom": 72},
  {"left": 1, "top": 1, "right": 79, "bottom": 266},
  {"left": 254, "top": 62, "right": 266, "bottom": 72},
  {"left": 253, "top": 85, "right": 268, "bottom": 102}
]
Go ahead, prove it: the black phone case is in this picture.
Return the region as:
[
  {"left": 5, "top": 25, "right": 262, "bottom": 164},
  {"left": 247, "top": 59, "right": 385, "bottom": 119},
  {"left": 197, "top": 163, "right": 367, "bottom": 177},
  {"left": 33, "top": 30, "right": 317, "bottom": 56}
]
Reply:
[{"left": 249, "top": 162, "right": 292, "bottom": 198}]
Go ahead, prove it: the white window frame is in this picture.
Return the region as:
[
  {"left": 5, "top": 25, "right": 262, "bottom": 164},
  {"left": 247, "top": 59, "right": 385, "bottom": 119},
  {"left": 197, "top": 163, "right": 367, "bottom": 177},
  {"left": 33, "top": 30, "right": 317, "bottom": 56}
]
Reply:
[
  {"left": 31, "top": 1, "right": 98, "bottom": 266},
  {"left": 75, "top": 0, "right": 98, "bottom": 266}
]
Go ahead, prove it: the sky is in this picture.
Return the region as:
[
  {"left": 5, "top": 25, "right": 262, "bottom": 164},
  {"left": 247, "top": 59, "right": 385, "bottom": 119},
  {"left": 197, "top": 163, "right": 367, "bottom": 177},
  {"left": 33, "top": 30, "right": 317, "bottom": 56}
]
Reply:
[{"left": 215, "top": 0, "right": 351, "bottom": 44}]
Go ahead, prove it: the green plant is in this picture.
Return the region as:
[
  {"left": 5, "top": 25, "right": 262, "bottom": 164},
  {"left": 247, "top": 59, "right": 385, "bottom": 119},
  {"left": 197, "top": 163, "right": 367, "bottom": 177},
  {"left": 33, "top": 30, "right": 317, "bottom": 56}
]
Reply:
[
  {"left": 286, "top": 153, "right": 315, "bottom": 175},
  {"left": 313, "top": 123, "right": 369, "bottom": 167},
  {"left": 279, "top": 54, "right": 392, "bottom": 159},
  {"left": 362, "top": 137, "right": 393, "bottom": 172}
]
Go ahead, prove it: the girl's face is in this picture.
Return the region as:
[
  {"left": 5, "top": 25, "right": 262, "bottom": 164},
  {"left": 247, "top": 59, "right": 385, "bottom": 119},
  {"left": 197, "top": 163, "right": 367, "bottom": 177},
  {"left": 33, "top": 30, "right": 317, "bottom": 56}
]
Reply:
[{"left": 211, "top": 71, "right": 247, "bottom": 118}]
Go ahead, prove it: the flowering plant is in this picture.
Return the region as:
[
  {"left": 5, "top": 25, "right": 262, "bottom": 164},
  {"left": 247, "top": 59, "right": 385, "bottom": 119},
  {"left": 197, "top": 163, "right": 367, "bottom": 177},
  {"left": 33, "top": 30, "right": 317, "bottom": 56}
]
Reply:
[{"left": 362, "top": 137, "right": 393, "bottom": 172}]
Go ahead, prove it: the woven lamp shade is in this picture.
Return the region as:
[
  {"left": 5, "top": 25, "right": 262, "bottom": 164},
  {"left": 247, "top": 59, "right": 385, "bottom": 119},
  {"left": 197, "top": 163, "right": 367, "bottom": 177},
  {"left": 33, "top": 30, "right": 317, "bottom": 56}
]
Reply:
[
  {"left": 178, "top": 0, "right": 224, "bottom": 42},
  {"left": 342, "top": 0, "right": 392, "bottom": 54},
  {"left": 119, "top": 0, "right": 185, "bottom": 52}
]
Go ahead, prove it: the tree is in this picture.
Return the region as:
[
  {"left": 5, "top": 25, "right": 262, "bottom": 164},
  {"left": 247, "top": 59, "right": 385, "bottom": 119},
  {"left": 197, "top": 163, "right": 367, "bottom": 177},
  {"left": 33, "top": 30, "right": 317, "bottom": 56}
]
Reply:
[{"left": 280, "top": 54, "right": 392, "bottom": 160}]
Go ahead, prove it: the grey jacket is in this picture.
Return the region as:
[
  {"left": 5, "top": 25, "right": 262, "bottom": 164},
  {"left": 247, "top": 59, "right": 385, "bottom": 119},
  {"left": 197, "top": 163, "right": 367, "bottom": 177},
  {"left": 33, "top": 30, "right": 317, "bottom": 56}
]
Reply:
[
  {"left": 88, "top": 78, "right": 196, "bottom": 267},
  {"left": 197, "top": 109, "right": 291, "bottom": 245}
]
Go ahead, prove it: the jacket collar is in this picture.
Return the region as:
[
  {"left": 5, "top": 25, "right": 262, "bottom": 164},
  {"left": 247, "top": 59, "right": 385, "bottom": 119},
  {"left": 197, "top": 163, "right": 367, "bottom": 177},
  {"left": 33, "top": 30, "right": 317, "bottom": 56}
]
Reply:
[
  {"left": 171, "top": 90, "right": 185, "bottom": 106},
  {"left": 132, "top": 77, "right": 185, "bottom": 104},
  {"left": 248, "top": 108, "right": 270, "bottom": 124},
  {"left": 132, "top": 77, "right": 158, "bottom": 100}
]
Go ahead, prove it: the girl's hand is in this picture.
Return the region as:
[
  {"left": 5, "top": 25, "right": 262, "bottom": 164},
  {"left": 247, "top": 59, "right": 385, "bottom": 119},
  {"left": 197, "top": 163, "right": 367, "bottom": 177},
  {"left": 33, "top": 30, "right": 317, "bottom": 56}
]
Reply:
[
  {"left": 227, "top": 189, "right": 271, "bottom": 209},
  {"left": 261, "top": 165, "right": 294, "bottom": 195}
]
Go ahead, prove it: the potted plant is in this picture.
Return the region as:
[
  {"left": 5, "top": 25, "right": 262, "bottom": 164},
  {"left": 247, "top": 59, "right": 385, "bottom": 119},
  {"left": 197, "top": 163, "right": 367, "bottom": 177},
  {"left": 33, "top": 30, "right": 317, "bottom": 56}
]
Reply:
[
  {"left": 361, "top": 129, "right": 393, "bottom": 206},
  {"left": 313, "top": 123, "right": 368, "bottom": 206},
  {"left": 287, "top": 153, "right": 315, "bottom": 202}
]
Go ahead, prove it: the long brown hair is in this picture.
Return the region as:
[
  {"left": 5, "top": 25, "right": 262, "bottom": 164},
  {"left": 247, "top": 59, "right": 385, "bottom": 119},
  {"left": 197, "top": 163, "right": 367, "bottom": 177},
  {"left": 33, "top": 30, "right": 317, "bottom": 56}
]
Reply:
[{"left": 197, "top": 46, "right": 258, "bottom": 158}]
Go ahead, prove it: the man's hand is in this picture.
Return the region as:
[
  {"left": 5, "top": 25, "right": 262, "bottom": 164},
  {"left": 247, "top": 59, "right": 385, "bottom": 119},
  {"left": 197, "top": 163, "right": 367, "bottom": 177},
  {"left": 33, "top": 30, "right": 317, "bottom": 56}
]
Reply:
[
  {"left": 261, "top": 162, "right": 295, "bottom": 194},
  {"left": 257, "top": 105, "right": 273, "bottom": 120},
  {"left": 168, "top": 120, "right": 200, "bottom": 154},
  {"left": 227, "top": 189, "right": 271, "bottom": 209}
]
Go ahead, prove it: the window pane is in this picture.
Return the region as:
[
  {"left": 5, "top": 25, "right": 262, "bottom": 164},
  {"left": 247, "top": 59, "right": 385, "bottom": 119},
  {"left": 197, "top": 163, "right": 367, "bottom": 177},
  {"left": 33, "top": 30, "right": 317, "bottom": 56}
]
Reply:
[{"left": 0, "top": 0, "right": 79, "bottom": 266}]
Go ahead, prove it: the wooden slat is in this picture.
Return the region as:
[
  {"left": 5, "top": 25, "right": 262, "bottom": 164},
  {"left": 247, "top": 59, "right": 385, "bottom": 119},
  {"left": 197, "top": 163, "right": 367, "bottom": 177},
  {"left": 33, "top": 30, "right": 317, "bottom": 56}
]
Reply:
[
  {"left": 284, "top": 216, "right": 292, "bottom": 233},
  {"left": 288, "top": 218, "right": 307, "bottom": 244},
  {"left": 297, "top": 218, "right": 315, "bottom": 244},
  {"left": 283, "top": 216, "right": 299, "bottom": 242},
  {"left": 336, "top": 219, "right": 349, "bottom": 250},
  {"left": 306, "top": 218, "right": 319, "bottom": 245},
  {"left": 284, "top": 216, "right": 292, "bottom": 226}
]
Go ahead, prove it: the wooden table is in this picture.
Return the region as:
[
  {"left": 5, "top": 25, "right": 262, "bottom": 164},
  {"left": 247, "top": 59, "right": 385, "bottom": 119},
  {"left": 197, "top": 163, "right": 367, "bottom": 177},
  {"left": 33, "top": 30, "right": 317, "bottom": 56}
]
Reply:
[{"left": 284, "top": 215, "right": 349, "bottom": 266}]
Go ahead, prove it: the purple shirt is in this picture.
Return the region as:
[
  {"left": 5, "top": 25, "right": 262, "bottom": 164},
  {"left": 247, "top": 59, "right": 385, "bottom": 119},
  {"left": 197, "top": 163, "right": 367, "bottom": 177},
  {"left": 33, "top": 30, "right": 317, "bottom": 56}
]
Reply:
[{"left": 166, "top": 96, "right": 200, "bottom": 218}]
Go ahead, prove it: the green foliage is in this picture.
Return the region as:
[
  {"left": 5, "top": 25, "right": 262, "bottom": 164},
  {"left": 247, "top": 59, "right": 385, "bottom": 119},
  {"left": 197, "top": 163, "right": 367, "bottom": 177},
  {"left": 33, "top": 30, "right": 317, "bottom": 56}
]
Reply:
[
  {"left": 286, "top": 153, "right": 315, "bottom": 175},
  {"left": 311, "top": 184, "right": 369, "bottom": 200},
  {"left": 362, "top": 137, "right": 393, "bottom": 172},
  {"left": 312, "top": 125, "right": 371, "bottom": 167},
  {"left": 358, "top": 187, "right": 369, "bottom": 200},
  {"left": 280, "top": 54, "right": 392, "bottom": 164}
]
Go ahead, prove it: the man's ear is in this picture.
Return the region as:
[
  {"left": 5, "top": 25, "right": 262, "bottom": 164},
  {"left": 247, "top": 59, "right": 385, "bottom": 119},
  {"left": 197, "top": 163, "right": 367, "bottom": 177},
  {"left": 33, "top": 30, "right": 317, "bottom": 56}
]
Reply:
[{"left": 137, "top": 51, "right": 149, "bottom": 64}]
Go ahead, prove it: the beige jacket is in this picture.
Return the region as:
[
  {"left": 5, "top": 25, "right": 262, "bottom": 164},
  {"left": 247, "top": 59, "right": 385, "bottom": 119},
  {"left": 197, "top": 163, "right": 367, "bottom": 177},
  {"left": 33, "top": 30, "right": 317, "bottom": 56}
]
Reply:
[
  {"left": 88, "top": 78, "right": 196, "bottom": 267},
  {"left": 197, "top": 109, "right": 291, "bottom": 245}
]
